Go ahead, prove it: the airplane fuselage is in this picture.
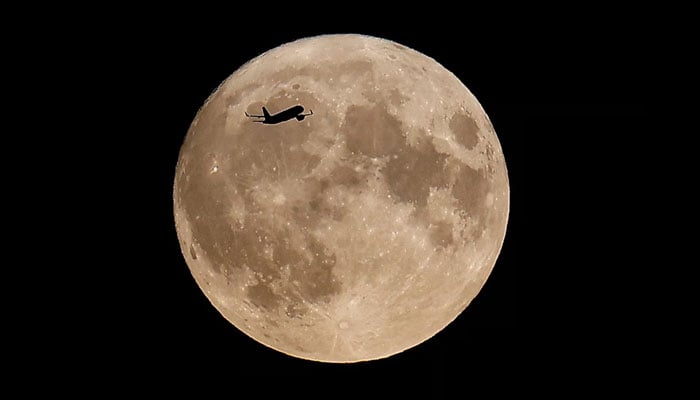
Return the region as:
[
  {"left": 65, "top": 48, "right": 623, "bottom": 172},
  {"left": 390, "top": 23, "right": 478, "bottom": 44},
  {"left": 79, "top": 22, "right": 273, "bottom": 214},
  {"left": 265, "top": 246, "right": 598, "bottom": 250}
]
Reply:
[
  {"left": 246, "top": 105, "right": 312, "bottom": 124},
  {"left": 262, "top": 105, "right": 305, "bottom": 124}
]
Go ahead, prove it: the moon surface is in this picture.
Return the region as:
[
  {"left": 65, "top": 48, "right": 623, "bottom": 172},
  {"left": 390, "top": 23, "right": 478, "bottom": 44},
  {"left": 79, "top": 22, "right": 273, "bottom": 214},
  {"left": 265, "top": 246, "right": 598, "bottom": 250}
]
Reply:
[{"left": 173, "top": 34, "right": 509, "bottom": 362}]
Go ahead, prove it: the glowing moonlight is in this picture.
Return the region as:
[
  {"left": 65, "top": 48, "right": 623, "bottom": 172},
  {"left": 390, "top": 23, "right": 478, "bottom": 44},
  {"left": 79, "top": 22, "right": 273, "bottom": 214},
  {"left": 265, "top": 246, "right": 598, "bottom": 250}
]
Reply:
[{"left": 173, "top": 34, "right": 509, "bottom": 362}]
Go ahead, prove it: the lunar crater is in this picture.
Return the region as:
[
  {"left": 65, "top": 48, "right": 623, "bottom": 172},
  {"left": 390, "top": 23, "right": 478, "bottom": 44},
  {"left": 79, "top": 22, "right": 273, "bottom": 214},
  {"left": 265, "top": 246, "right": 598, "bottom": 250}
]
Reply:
[{"left": 450, "top": 112, "right": 480, "bottom": 149}]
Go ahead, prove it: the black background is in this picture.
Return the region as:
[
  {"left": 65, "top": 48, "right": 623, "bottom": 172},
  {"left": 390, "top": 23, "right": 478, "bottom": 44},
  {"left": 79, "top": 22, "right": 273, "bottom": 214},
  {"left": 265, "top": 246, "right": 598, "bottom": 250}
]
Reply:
[{"left": 32, "top": 12, "right": 652, "bottom": 394}]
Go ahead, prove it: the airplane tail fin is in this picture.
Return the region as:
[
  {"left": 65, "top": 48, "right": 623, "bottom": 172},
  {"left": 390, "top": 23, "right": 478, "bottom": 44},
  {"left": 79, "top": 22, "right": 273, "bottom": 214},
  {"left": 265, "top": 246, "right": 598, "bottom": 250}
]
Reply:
[{"left": 262, "top": 107, "right": 270, "bottom": 118}]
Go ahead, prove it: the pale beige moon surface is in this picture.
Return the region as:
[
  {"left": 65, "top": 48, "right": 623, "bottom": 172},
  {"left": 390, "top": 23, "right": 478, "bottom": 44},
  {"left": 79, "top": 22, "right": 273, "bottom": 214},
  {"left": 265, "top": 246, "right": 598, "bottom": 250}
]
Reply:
[{"left": 173, "top": 34, "right": 509, "bottom": 362}]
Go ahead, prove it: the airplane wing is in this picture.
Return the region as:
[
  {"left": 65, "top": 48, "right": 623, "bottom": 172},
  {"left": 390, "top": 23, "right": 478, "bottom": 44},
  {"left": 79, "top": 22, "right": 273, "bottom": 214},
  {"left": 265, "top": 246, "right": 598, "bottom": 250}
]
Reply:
[{"left": 245, "top": 112, "right": 265, "bottom": 118}]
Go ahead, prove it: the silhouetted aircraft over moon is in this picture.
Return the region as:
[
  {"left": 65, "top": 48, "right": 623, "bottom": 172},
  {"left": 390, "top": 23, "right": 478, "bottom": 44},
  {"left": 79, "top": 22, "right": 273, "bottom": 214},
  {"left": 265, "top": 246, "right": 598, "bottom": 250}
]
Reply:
[{"left": 245, "top": 105, "right": 313, "bottom": 124}]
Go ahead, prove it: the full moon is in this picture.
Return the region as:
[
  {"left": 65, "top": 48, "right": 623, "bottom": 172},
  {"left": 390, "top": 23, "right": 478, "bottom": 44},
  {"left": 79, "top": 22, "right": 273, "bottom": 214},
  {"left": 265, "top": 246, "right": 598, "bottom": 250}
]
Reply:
[{"left": 173, "top": 34, "right": 509, "bottom": 362}]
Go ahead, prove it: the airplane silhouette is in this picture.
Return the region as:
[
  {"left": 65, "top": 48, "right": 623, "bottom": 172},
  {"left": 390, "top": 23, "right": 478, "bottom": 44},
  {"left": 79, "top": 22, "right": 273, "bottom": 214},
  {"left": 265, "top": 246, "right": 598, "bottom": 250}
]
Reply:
[{"left": 245, "top": 105, "right": 313, "bottom": 124}]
